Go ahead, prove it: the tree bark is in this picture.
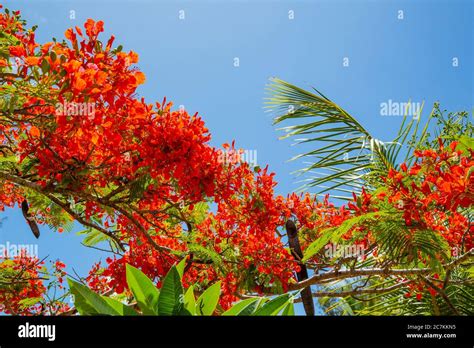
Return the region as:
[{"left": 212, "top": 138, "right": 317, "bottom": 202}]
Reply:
[{"left": 286, "top": 220, "right": 315, "bottom": 316}]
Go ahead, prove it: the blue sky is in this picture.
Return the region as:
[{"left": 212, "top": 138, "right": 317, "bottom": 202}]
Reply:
[{"left": 1, "top": 0, "right": 472, "bottom": 314}]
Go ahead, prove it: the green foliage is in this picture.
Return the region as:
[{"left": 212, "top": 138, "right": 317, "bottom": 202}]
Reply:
[
  {"left": 77, "top": 228, "right": 109, "bottom": 247},
  {"left": 265, "top": 79, "right": 470, "bottom": 201},
  {"left": 195, "top": 281, "right": 221, "bottom": 315},
  {"left": 328, "top": 268, "right": 474, "bottom": 316},
  {"left": 375, "top": 223, "right": 450, "bottom": 271},
  {"left": 129, "top": 173, "right": 152, "bottom": 200},
  {"left": 302, "top": 211, "right": 392, "bottom": 262},
  {"left": 25, "top": 192, "right": 74, "bottom": 233},
  {"left": 68, "top": 260, "right": 295, "bottom": 316},
  {"left": 126, "top": 264, "right": 159, "bottom": 315},
  {"left": 17, "top": 297, "right": 43, "bottom": 310},
  {"left": 221, "top": 297, "right": 261, "bottom": 316},
  {"left": 266, "top": 78, "right": 422, "bottom": 198},
  {"left": 102, "top": 297, "right": 138, "bottom": 316},
  {"left": 183, "top": 285, "right": 196, "bottom": 315},
  {"left": 187, "top": 243, "right": 224, "bottom": 270},
  {"left": 252, "top": 293, "right": 292, "bottom": 315},
  {"left": 67, "top": 278, "right": 121, "bottom": 315},
  {"left": 413, "top": 104, "right": 473, "bottom": 153},
  {"left": 157, "top": 266, "right": 187, "bottom": 315}
]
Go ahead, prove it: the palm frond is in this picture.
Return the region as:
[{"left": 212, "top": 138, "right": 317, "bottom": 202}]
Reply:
[{"left": 265, "top": 78, "right": 424, "bottom": 198}]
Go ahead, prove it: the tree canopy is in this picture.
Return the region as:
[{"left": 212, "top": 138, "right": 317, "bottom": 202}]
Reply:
[{"left": 0, "top": 6, "right": 472, "bottom": 316}]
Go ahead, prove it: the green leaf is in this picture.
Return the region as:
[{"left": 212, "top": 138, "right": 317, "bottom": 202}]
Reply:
[
  {"left": 456, "top": 135, "right": 474, "bottom": 153},
  {"left": 183, "top": 285, "right": 196, "bottom": 315},
  {"left": 8, "top": 95, "right": 17, "bottom": 114},
  {"left": 266, "top": 79, "right": 433, "bottom": 198},
  {"left": 50, "top": 50, "right": 57, "bottom": 62},
  {"left": 102, "top": 297, "right": 138, "bottom": 316},
  {"left": 176, "top": 258, "right": 186, "bottom": 279},
  {"left": 157, "top": 266, "right": 184, "bottom": 316},
  {"left": 195, "top": 281, "right": 221, "bottom": 316},
  {"left": 67, "top": 278, "right": 120, "bottom": 315},
  {"left": 252, "top": 294, "right": 291, "bottom": 316},
  {"left": 126, "top": 264, "right": 160, "bottom": 315},
  {"left": 178, "top": 307, "right": 193, "bottom": 316},
  {"left": 187, "top": 244, "right": 224, "bottom": 269},
  {"left": 20, "top": 157, "right": 39, "bottom": 175},
  {"left": 77, "top": 227, "right": 110, "bottom": 247},
  {"left": 40, "top": 58, "right": 50, "bottom": 74},
  {"left": 281, "top": 301, "right": 295, "bottom": 316},
  {"left": 302, "top": 211, "right": 391, "bottom": 262},
  {"left": 0, "top": 155, "right": 17, "bottom": 163},
  {"left": 222, "top": 297, "right": 261, "bottom": 316},
  {"left": 189, "top": 202, "right": 209, "bottom": 225},
  {"left": 17, "top": 297, "right": 42, "bottom": 310},
  {"left": 129, "top": 174, "right": 151, "bottom": 200}
]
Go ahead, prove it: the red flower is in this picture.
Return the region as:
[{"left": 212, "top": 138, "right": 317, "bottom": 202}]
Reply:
[{"left": 9, "top": 45, "right": 26, "bottom": 57}]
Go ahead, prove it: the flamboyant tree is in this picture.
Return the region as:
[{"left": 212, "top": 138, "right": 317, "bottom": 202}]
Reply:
[{"left": 0, "top": 6, "right": 472, "bottom": 315}]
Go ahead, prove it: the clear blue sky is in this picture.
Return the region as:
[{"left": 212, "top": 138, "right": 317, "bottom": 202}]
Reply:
[{"left": 1, "top": 0, "right": 472, "bottom": 314}]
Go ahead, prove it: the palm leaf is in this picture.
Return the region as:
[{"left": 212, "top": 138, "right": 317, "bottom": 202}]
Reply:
[{"left": 265, "top": 78, "right": 424, "bottom": 198}]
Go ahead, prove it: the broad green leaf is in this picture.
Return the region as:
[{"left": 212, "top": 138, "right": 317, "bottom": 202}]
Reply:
[
  {"left": 157, "top": 266, "right": 184, "bottom": 315},
  {"left": 196, "top": 281, "right": 221, "bottom": 316},
  {"left": 281, "top": 301, "right": 295, "bottom": 316},
  {"left": 126, "top": 264, "right": 159, "bottom": 315},
  {"left": 183, "top": 285, "right": 196, "bottom": 315},
  {"left": 102, "top": 297, "right": 138, "bottom": 316},
  {"left": 67, "top": 278, "right": 120, "bottom": 315},
  {"left": 222, "top": 297, "right": 260, "bottom": 316},
  {"left": 240, "top": 298, "right": 267, "bottom": 315},
  {"left": 178, "top": 307, "right": 193, "bottom": 316},
  {"left": 252, "top": 294, "right": 291, "bottom": 316},
  {"left": 176, "top": 258, "right": 186, "bottom": 279}
]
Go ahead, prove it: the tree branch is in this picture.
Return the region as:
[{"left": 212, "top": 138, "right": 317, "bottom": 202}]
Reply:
[
  {"left": 288, "top": 249, "right": 473, "bottom": 291},
  {"left": 0, "top": 171, "right": 125, "bottom": 252},
  {"left": 294, "top": 280, "right": 413, "bottom": 301}
]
